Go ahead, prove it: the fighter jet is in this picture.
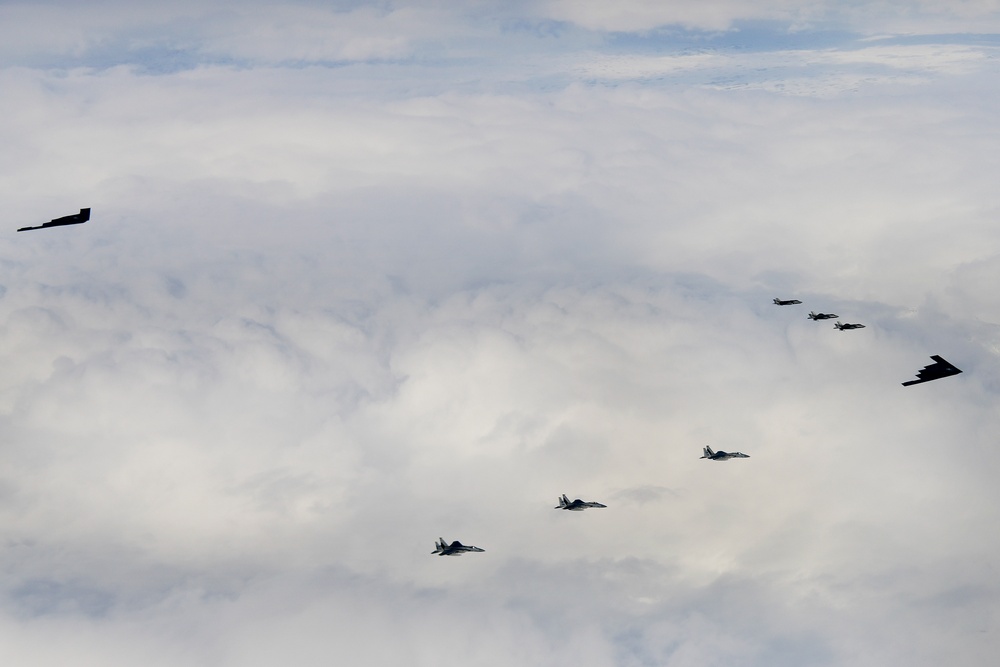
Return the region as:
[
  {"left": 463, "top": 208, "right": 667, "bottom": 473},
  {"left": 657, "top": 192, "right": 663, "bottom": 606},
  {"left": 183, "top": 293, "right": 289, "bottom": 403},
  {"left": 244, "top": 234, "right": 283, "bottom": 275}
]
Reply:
[
  {"left": 431, "top": 538, "right": 485, "bottom": 556},
  {"left": 773, "top": 298, "right": 802, "bottom": 305},
  {"left": 17, "top": 208, "right": 91, "bottom": 232},
  {"left": 833, "top": 321, "right": 865, "bottom": 330},
  {"left": 902, "top": 355, "right": 963, "bottom": 386},
  {"left": 808, "top": 311, "right": 838, "bottom": 320},
  {"left": 554, "top": 494, "right": 607, "bottom": 511},
  {"left": 700, "top": 445, "right": 749, "bottom": 461}
]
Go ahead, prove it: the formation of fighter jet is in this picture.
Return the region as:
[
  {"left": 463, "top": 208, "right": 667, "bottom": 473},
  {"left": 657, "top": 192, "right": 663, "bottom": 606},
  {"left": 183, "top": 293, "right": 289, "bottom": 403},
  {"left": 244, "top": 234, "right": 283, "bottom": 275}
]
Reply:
[
  {"left": 432, "top": 538, "right": 485, "bottom": 556},
  {"left": 554, "top": 494, "right": 607, "bottom": 511},
  {"left": 17, "top": 208, "right": 90, "bottom": 232},
  {"left": 902, "top": 355, "right": 963, "bottom": 386},
  {"left": 7, "top": 216, "right": 971, "bottom": 564},
  {"left": 775, "top": 299, "right": 863, "bottom": 330},
  {"left": 700, "top": 445, "right": 749, "bottom": 461},
  {"left": 833, "top": 321, "right": 865, "bottom": 330}
]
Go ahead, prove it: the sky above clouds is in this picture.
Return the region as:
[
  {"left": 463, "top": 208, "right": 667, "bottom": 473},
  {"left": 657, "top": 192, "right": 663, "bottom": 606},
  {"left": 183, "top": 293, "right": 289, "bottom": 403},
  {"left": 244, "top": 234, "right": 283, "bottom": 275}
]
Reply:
[{"left": 1, "top": 1, "right": 999, "bottom": 665}]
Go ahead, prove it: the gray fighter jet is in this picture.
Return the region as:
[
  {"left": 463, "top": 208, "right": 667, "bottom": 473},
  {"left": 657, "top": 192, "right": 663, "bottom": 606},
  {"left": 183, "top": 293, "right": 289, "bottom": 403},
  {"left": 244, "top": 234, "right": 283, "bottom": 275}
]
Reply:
[
  {"left": 833, "top": 321, "right": 865, "bottom": 330},
  {"left": 808, "top": 311, "right": 838, "bottom": 320},
  {"left": 18, "top": 208, "right": 90, "bottom": 232},
  {"left": 774, "top": 298, "right": 802, "bottom": 305},
  {"left": 902, "top": 355, "right": 963, "bottom": 386},
  {"left": 432, "top": 538, "right": 485, "bottom": 556},
  {"left": 554, "top": 494, "right": 607, "bottom": 511},
  {"left": 701, "top": 445, "right": 749, "bottom": 461}
]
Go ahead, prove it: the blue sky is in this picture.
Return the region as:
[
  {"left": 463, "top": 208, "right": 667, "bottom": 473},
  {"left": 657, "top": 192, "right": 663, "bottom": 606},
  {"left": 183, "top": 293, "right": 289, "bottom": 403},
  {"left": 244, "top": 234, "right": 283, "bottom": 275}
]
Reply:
[{"left": 1, "top": 2, "right": 999, "bottom": 665}]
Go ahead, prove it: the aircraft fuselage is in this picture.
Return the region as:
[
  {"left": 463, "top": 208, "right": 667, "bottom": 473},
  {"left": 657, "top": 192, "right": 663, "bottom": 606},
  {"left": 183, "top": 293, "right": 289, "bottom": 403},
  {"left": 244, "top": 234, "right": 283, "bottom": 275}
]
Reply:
[
  {"left": 432, "top": 539, "right": 485, "bottom": 556},
  {"left": 709, "top": 451, "right": 748, "bottom": 460},
  {"left": 555, "top": 495, "right": 607, "bottom": 510}
]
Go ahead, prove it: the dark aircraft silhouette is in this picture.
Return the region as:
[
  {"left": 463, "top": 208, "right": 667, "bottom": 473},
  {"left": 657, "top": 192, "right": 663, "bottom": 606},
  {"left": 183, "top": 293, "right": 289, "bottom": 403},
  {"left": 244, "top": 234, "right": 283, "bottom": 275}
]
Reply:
[
  {"left": 432, "top": 538, "right": 485, "bottom": 556},
  {"left": 773, "top": 298, "right": 802, "bottom": 305},
  {"left": 554, "top": 494, "right": 607, "bottom": 511},
  {"left": 808, "top": 311, "right": 838, "bottom": 320},
  {"left": 18, "top": 208, "right": 90, "bottom": 232},
  {"left": 700, "top": 445, "right": 749, "bottom": 461},
  {"left": 833, "top": 321, "right": 865, "bottom": 330},
  {"left": 902, "top": 355, "right": 963, "bottom": 386}
]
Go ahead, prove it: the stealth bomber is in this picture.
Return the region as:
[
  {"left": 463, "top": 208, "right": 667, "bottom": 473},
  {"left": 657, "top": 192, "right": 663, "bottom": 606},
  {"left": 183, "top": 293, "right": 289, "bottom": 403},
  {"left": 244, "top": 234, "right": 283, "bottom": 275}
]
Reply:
[
  {"left": 18, "top": 208, "right": 90, "bottom": 232},
  {"left": 902, "top": 355, "right": 963, "bottom": 386}
]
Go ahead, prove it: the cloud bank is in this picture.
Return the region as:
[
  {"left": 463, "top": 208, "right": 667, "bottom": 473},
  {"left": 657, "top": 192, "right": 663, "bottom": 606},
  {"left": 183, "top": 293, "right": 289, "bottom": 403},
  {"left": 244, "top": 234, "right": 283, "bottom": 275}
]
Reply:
[{"left": 1, "top": 2, "right": 999, "bottom": 665}]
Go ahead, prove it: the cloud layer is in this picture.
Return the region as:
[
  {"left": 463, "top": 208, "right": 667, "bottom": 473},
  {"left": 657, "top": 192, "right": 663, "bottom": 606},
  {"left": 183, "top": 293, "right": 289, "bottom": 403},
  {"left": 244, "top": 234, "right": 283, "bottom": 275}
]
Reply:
[{"left": 1, "top": 2, "right": 999, "bottom": 665}]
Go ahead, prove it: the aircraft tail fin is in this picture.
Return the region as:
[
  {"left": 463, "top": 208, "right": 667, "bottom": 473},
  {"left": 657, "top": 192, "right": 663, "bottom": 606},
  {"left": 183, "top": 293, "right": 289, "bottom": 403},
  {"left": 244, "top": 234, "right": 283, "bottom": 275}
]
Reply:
[{"left": 79, "top": 208, "right": 91, "bottom": 221}]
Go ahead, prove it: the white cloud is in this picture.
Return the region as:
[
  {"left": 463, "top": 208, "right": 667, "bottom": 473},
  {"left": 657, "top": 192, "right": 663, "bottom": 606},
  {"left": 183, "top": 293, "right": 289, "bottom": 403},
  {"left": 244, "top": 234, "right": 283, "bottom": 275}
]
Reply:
[
  {"left": 538, "top": 0, "right": 1000, "bottom": 33},
  {"left": 1, "top": 2, "right": 1000, "bottom": 665},
  {"left": 197, "top": 5, "right": 450, "bottom": 63},
  {"left": 539, "top": 0, "right": 815, "bottom": 32},
  {"left": 575, "top": 43, "right": 995, "bottom": 97},
  {"left": 0, "top": 1, "right": 473, "bottom": 67}
]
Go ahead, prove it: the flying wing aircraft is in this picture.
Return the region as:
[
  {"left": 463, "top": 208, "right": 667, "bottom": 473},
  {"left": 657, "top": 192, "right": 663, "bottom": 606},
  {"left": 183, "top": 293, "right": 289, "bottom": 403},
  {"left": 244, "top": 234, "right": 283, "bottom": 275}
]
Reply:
[
  {"left": 808, "top": 311, "right": 838, "bottom": 320},
  {"left": 432, "top": 538, "right": 485, "bottom": 556},
  {"left": 554, "top": 494, "right": 607, "bottom": 511},
  {"left": 902, "top": 355, "right": 963, "bottom": 386},
  {"left": 17, "top": 208, "right": 90, "bottom": 232},
  {"left": 773, "top": 298, "right": 802, "bottom": 305},
  {"left": 833, "top": 321, "right": 865, "bottom": 330},
  {"left": 700, "top": 445, "right": 749, "bottom": 461}
]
